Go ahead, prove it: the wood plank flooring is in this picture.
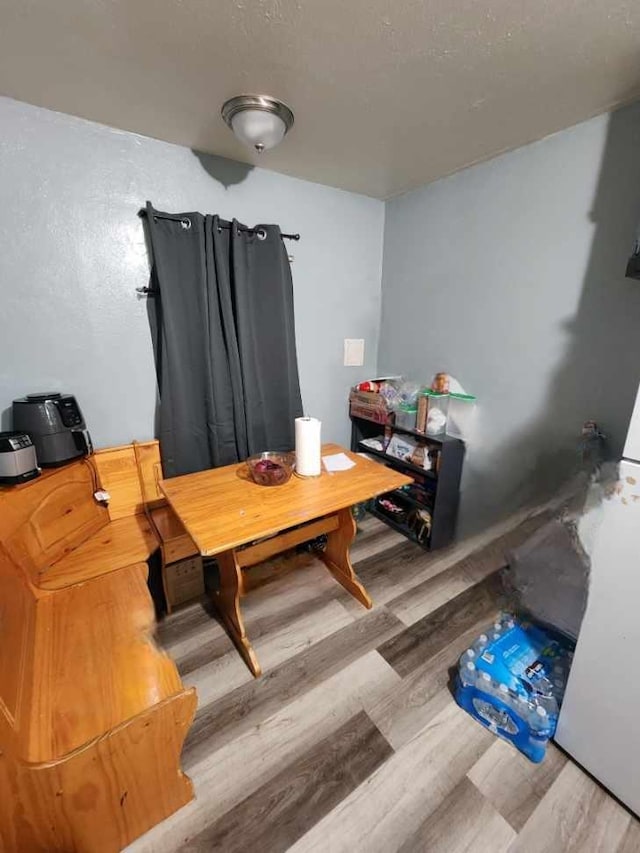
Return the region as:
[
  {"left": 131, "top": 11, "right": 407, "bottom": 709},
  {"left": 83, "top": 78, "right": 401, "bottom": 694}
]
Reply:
[{"left": 129, "top": 508, "right": 639, "bottom": 853}]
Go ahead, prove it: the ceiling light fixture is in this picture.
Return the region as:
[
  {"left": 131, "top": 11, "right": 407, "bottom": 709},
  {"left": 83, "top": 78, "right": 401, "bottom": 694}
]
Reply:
[{"left": 221, "top": 94, "right": 294, "bottom": 153}]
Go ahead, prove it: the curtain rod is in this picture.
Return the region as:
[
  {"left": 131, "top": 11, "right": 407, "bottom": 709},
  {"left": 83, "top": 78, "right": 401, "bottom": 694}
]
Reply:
[
  {"left": 141, "top": 209, "right": 300, "bottom": 241},
  {"left": 137, "top": 208, "right": 299, "bottom": 297}
]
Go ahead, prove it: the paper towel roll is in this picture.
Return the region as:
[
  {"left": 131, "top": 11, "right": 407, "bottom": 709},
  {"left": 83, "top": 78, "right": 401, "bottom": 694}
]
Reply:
[{"left": 295, "top": 417, "right": 322, "bottom": 477}]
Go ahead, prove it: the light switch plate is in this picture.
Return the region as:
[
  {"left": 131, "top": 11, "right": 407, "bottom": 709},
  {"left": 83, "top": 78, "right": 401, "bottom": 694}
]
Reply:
[{"left": 344, "top": 338, "right": 365, "bottom": 367}]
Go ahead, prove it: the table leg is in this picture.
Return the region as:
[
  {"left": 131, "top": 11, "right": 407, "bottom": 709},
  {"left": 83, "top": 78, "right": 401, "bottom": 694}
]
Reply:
[
  {"left": 210, "top": 550, "right": 262, "bottom": 677},
  {"left": 319, "top": 508, "right": 373, "bottom": 609}
]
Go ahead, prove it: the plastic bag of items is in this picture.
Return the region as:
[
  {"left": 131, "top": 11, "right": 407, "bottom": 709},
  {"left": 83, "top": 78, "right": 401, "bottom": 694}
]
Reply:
[{"left": 455, "top": 613, "right": 574, "bottom": 762}]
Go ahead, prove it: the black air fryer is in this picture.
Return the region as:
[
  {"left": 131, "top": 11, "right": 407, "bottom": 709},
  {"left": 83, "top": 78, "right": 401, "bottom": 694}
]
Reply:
[{"left": 12, "top": 393, "right": 93, "bottom": 467}]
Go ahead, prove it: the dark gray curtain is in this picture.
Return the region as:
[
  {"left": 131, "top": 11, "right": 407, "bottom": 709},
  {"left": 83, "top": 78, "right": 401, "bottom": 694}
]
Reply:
[{"left": 145, "top": 202, "right": 303, "bottom": 477}]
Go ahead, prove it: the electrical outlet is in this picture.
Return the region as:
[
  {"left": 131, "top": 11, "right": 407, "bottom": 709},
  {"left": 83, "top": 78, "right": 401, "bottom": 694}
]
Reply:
[{"left": 344, "top": 339, "right": 365, "bottom": 367}]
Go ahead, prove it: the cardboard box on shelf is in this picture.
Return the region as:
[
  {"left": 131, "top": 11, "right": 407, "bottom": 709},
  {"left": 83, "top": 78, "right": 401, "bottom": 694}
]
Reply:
[
  {"left": 349, "top": 390, "right": 393, "bottom": 425},
  {"left": 165, "top": 556, "right": 205, "bottom": 609}
]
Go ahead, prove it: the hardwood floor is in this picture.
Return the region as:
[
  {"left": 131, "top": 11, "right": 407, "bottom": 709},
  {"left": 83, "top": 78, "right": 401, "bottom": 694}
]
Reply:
[{"left": 128, "top": 509, "right": 639, "bottom": 853}]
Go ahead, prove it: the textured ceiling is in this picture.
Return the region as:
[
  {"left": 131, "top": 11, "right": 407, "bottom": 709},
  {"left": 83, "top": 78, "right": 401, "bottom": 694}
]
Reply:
[{"left": 1, "top": 0, "right": 640, "bottom": 198}]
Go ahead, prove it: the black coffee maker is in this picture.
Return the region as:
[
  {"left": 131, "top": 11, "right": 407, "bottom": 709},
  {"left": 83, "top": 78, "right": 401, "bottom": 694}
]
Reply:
[{"left": 12, "top": 393, "right": 93, "bottom": 467}]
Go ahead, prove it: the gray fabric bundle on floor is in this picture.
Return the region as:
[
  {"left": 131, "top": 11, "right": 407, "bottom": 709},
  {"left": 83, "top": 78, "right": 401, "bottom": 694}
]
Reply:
[
  {"left": 505, "top": 464, "right": 622, "bottom": 641},
  {"left": 506, "top": 519, "right": 590, "bottom": 641}
]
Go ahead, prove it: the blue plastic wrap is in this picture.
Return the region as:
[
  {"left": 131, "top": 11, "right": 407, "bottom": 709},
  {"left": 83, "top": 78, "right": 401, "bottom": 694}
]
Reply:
[{"left": 454, "top": 614, "right": 574, "bottom": 762}]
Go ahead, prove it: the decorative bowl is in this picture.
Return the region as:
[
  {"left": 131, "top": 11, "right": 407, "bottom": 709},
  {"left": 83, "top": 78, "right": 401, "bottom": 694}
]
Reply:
[{"left": 246, "top": 451, "right": 296, "bottom": 486}]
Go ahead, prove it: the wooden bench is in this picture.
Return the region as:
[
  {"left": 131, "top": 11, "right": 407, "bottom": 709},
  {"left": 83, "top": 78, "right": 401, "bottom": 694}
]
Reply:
[
  {"left": 0, "top": 457, "right": 158, "bottom": 590},
  {"left": 0, "top": 454, "right": 196, "bottom": 852},
  {"left": 92, "top": 440, "right": 200, "bottom": 612}
]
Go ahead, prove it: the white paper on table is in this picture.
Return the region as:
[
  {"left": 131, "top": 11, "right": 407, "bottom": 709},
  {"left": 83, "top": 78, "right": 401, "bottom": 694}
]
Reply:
[{"left": 322, "top": 452, "right": 356, "bottom": 473}]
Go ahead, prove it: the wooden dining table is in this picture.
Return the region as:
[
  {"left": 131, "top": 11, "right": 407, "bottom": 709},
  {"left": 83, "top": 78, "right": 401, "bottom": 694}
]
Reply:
[{"left": 160, "top": 443, "right": 411, "bottom": 676}]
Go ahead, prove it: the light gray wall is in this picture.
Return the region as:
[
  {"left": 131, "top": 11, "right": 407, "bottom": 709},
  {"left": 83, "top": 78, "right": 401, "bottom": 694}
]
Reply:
[
  {"left": 4, "top": 95, "right": 640, "bottom": 539},
  {"left": 379, "top": 103, "right": 640, "bottom": 536},
  {"left": 0, "top": 96, "right": 384, "bottom": 449}
]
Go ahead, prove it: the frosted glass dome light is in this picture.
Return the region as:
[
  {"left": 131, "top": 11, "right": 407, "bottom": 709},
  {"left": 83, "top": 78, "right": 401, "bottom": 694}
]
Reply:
[{"left": 222, "top": 95, "right": 294, "bottom": 153}]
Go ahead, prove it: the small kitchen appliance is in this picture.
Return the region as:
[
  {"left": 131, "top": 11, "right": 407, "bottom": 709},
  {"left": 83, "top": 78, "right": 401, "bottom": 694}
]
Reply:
[
  {"left": 0, "top": 432, "right": 40, "bottom": 485},
  {"left": 12, "top": 393, "right": 93, "bottom": 467}
]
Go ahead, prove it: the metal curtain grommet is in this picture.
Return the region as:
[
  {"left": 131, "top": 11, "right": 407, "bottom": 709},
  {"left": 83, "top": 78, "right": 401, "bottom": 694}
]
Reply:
[
  {"left": 180, "top": 218, "right": 192, "bottom": 230},
  {"left": 256, "top": 227, "right": 267, "bottom": 241}
]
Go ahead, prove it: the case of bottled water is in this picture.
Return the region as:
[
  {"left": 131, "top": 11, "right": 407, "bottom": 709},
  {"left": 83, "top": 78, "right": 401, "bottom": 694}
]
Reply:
[{"left": 454, "top": 613, "right": 574, "bottom": 762}]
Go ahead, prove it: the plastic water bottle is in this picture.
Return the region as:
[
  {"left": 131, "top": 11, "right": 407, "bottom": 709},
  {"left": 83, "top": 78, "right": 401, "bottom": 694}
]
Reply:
[
  {"left": 536, "top": 694, "right": 558, "bottom": 717},
  {"left": 478, "top": 671, "right": 496, "bottom": 697},
  {"left": 461, "top": 647, "right": 476, "bottom": 663},
  {"left": 460, "top": 660, "right": 477, "bottom": 688},
  {"left": 473, "top": 633, "right": 489, "bottom": 654},
  {"left": 535, "top": 674, "right": 555, "bottom": 697},
  {"left": 515, "top": 695, "right": 532, "bottom": 724},
  {"left": 497, "top": 611, "right": 516, "bottom": 630},
  {"left": 497, "top": 682, "right": 514, "bottom": 711},
  {"left": 498, "top": 683, "right": 516, "bottom": 706},
  {"left": 497, "top": 683, "right": 526, "bottom": 724},
  {"left": 530, "top": 705, "right": 548, "bottom": 733}
]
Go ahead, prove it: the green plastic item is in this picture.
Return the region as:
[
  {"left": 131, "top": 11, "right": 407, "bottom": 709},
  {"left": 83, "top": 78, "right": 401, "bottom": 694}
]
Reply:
[
  {"left": 447, "top": 391, "right": 477, "bottom": 439},
  {"left": 449, "top": 392, "right": 477, "bottom": 402},
  {"left": 396, "top": 401, "right": 418, "bottom": 430}
]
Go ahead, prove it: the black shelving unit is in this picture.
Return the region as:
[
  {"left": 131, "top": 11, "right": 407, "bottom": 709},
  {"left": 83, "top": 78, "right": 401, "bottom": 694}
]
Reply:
[
  {"left": 368, "top": 505, "right": 422, "bottom": 545},
  {"left": 351, "top": 415, "right": 465, "bottom": 550}
]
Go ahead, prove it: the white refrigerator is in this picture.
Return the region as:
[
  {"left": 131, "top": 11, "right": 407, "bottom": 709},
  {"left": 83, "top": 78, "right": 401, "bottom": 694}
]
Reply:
[{"left": 555, "top": 385, "right": 640, "bottom": 815}]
